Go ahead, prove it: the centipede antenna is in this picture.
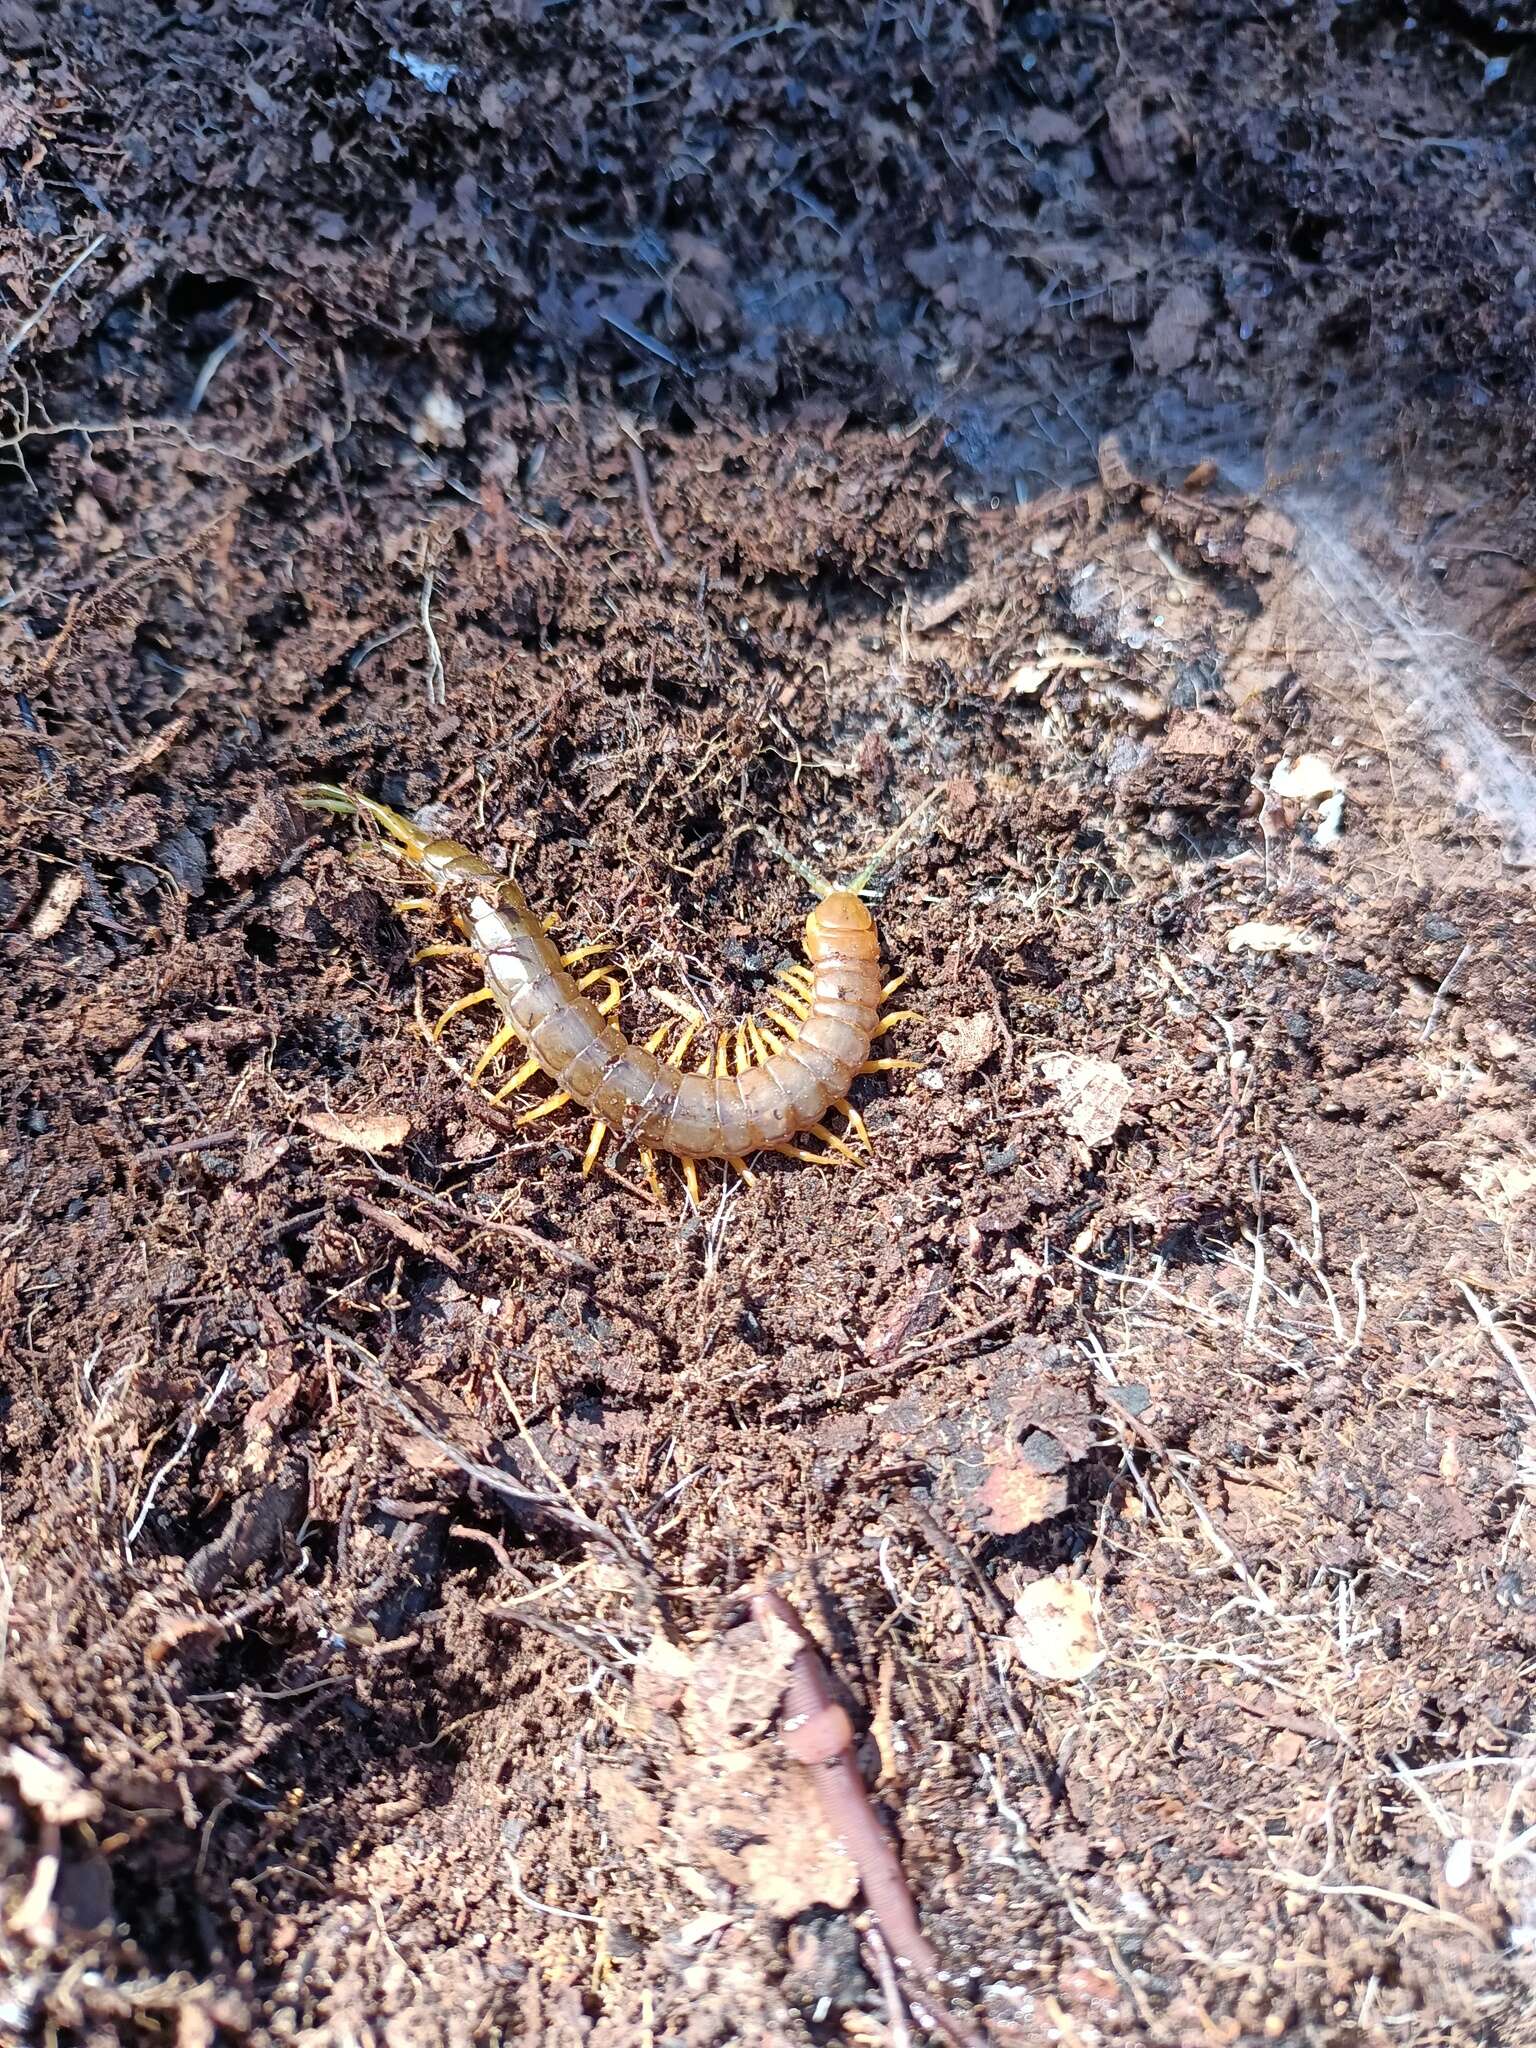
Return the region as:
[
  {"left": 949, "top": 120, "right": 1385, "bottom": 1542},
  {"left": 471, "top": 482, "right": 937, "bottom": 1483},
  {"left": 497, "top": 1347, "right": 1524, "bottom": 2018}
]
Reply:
[
  {"left": 845, "top": 789, "right": 943, "bottom": 897},
  {"left": 745, "top": 822, "right": 834, "bottom": 898},
  {"left": 294, "top": 782, "right": 360, "bottom": 817},
  {"left": 294, "top": 783, "right": 425, "bottom": 854}
]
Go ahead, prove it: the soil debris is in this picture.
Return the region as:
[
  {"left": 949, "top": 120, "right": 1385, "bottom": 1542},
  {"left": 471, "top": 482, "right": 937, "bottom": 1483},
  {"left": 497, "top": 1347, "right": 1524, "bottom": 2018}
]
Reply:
[{"left": 5, "top": 1, "right": 1536, "bottom": 2042}]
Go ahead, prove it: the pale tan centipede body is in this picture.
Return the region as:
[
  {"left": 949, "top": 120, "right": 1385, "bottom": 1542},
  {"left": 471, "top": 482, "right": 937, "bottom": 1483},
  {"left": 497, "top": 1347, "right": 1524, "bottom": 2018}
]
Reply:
[{"left": 299, "top": 785, "right": 914, "bottom": 1200}]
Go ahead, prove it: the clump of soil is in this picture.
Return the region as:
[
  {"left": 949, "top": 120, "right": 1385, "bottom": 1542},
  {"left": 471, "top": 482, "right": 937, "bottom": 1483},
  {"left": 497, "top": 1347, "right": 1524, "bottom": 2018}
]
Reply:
[{"left": 4, "top": 4, "right": 1536, "bottom": 2045}]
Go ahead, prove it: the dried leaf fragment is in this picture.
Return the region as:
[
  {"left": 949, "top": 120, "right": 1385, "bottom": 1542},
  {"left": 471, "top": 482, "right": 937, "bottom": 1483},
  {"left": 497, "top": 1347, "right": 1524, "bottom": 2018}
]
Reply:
[
  {"left": 1008, "top": 1578, "right": 1106, "bottom": 1682},
  {"left": 938, "top": 1011, "right": 998, "bottom": 1076},
  {"left": 1036, "top": 1052, "right": 1132, "bottom": 1147},
  {"left": 214, "top": 787, "right": 302, "bottom": 883},
  {"left": 1226, "top": 921, "right": 1321, "bottom": 957},
  {"left": 301, "top": 1109, "right": 412, "bottom": 1151},
  {"left": 5, "top": 1744, "right": 102, "bottom": 1825},
  {"left": 973, "top": 1457, "right": 1069, "bottom": 1535},
  {"left": 28, "top": 869, "right": 83, "bottom": 941}
]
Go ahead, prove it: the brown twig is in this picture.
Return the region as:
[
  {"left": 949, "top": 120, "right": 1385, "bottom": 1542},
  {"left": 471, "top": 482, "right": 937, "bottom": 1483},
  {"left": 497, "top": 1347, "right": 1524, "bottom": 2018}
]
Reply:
[
  {"left": 134, "top": 1129, "right": 240, "bottom": 1165},
  {"left": 751, "top": 1586, "right": 939, "bottom": 1977},
  {"left": 351, "top": 1195, "right": 466, "bottom": 1274},
  {"left": 318, "top": 1326, "right": 656, "bottom": 1588},
  {"left": 367, "top": 1165, "right": 595, "bottom": 1273},
  {"left": 770, "top": 1306, "right": 1023, "bottom": 1416},
  {"left": 627, "top": 438, "right": 674, "bottom": 568}
]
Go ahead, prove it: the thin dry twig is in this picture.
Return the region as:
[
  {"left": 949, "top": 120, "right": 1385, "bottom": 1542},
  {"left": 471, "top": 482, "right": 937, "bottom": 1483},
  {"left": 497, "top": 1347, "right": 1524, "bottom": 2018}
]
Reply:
[
  {"left": 419, "top": 562, "right": 447, "bottom": 708},
  {"left": 133, "top": 1129, "right": 241, "bottom": 1165},
  {"left": 864, "top": 1926, "right": 915, "bottom": 2048},
  {"left": 1255, "top": 1866, "right": 1493, "bottom": 1945},
  {"left": 318, "top": 1326, "right": 654, "bottom": 1583},
  {"left": 2, "top": 232, "right": 109, "bottom": 363},
  {"left": 1461, "top": 1283, "right": 1536, "bottom": 1418},
  {"left": 351, "top": 1195, "right": 466, "bottom": 1274},
  {"left": 367, "top": 1164, "right": 596, "bottom": 1273},
  {"left": 625, "top": 434, "right": 674, "bottom": 568}
]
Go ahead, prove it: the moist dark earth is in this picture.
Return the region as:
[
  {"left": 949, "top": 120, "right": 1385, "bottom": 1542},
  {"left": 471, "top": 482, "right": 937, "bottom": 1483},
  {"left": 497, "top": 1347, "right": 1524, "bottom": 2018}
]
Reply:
[{"left": 5, "top": 4, "right": 1536, "bottom": 2045}]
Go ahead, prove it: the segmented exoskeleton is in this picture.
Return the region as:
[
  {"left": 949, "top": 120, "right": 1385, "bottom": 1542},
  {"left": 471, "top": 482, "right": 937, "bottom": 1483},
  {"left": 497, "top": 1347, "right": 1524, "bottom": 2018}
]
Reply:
[{"left": 298, "top": 786, "right": 915, "bottom": 1202}]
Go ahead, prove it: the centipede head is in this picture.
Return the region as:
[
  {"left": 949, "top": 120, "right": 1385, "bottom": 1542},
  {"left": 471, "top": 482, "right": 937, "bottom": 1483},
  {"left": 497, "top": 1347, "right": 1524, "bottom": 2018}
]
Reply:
[
  {"left": 805, "top": 890, "right": 875, "bottom": 945},
  {"left": 295, "top": 783, "right": 472, "bottom": 887}
]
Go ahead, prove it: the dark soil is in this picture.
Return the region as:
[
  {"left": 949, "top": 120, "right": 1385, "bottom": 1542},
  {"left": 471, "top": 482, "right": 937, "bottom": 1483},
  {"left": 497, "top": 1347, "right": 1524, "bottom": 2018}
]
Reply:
[{"left": 4, "top": 4, "right": 1536, "bottom": 2045}]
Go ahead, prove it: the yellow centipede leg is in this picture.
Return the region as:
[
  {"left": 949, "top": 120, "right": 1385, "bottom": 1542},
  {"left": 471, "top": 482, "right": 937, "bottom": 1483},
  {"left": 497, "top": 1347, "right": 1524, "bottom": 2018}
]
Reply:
[
  {"left": 870, "top": 1010, "right": 921, "bottom": 1039},
  {"left": 639, "top": 1150, "right": 666, "bottom": 1205},
  {"left": 629, "top": 1023, "right": 684, "bottom": 1208},
  {"left": 881, "top": 973, "right": 910, "bottom": 999},
  {"left": 577, "top": 969, "right": 624, "bottom": 1015},
  {"left": 666, "top": 1018, "right": 701, "bottom": 1068},
  {"left": 859, "top": 1057, "right": 917, "bottom": 1074},
  {"left": 413, "top": 942, "right": 480, "bottom": 964},
  {"left": 806, "top": 1122, "right": 863, "bottom": 1165},
  {"left": 582, "top": 1121, "right": 608, "bottom": 1176},
  {"left": 393, "top": 895, "right": 437, "bottom": 915},
  {"left": 775, "top": 1142, "right": 857, "bottom": 1170},
  {"left": 682, "top": 1158, "right": 702, "bottom": 1208},
  {"left": 726, "top": 1027, "right": 760, "bottom": 1183},
  {"left": 562, "top": 941, "right": 611, "bottom": 971},
  {"left": 517, "top": 1090, "right": 573, "bottom": 1126},
  {"left": 431, "top": 987, "right": 497, "bottom": 1039},
  {"left": 772, "top": 980, "right": 812, "bottom": 1019},
  {"left": 714, "top": 1036, "right": 731, "bottom": 1078},
  {"left": 489, "top": 1055, "right": 544, "bottom": 1104},
  {"left": 744, "top": 1016, "right": 774, "bottom": 1065},
  {"left": 471, "top": 1020, "right": 521, "bottom": 1084},
  {"left": 834, "top": 1098, "right": 873, "bottom": 1153},
  {"left": 763, "top": 1008, "right": 802, "bottom": 1040}
]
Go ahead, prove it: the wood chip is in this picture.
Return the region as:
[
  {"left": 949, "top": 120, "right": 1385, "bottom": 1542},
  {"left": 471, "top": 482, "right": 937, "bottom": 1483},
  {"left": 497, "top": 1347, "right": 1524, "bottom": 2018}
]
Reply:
[
  {"left": 938, "top": 1011, "right": 998, "bottom": 1075},
  {"left": 1226, "top": 921, "right": 1321, "bottom": 957},
  {"left": 972, "top": 1458, "right": 1069, "bottom": 1535},
  {"left": 28, "top": 869, "right": 83, "bottom": 941},
  {"left": 1036, "top": 1052, "right": 1132, "bottom": 1147},
  {"left": 1008, "top": 1578, "right": 1106, "bottom": 1683},
  {"left": 301, "top": 1109, "right": 412, "bottom": 1151}
]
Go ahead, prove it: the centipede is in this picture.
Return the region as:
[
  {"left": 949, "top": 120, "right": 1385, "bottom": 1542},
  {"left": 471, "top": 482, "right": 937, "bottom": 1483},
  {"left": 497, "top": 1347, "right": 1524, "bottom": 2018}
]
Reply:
[{"left": 297, "top": 785, "right": 920, "bottom": 1204}]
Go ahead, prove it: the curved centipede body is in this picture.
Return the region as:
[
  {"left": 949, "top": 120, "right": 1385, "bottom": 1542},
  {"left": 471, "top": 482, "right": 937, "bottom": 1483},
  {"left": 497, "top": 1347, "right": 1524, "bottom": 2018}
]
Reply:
[{"left": 299, "top": 785, "right": 914, "bottom": 1199}]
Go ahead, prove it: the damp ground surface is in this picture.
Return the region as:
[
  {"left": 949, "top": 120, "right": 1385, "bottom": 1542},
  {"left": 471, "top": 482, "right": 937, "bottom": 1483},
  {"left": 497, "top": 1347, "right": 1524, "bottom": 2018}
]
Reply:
[{"left": 4, "top": 5, "right": 1536, "bottom": 2046}]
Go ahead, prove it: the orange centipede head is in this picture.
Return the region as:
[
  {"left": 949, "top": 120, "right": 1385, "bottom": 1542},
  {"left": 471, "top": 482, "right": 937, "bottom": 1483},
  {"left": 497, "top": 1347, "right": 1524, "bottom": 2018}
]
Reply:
[{"left": 806, "top": 890, "right": 874, "bottom": 943}]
